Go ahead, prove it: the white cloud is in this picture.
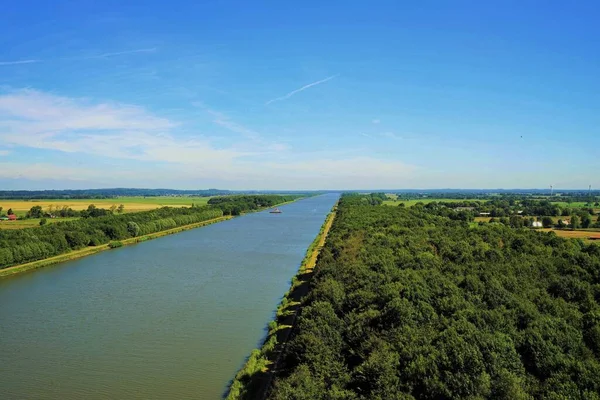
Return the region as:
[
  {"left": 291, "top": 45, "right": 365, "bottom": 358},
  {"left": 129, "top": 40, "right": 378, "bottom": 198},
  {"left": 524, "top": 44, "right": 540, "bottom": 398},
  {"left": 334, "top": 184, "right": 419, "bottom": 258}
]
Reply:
[
  {"left": 0, "top": 88, "right": 418, "bottom": 189},
  {"left": 0, "top": 150, "right": 10, "bottom": 156},
  {"left": 372, "top": 119, "right": 380, "bottom": 124}
]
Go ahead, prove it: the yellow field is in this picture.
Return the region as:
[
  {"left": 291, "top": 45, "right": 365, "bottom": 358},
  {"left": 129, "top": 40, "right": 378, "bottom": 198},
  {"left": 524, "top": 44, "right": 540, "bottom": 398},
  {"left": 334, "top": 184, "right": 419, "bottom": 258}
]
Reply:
[
  {"left": 0, "top": 196, "right": 212, "bottom": 216},
  {"left": 541, "top": 229, "right": 600, "bottom": 240},
  {"left": 0, "top": 218, "right": 79, "bottom": 230}
]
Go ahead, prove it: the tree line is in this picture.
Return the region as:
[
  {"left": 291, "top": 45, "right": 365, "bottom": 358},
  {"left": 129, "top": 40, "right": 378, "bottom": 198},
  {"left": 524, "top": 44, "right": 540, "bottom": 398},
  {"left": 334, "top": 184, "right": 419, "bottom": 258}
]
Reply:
[
  {"left": 269, "top": 194, "right": 600, "bottom": 399},
  {"left": 0, "top": 195, "right": 300, "bottom": 270}
]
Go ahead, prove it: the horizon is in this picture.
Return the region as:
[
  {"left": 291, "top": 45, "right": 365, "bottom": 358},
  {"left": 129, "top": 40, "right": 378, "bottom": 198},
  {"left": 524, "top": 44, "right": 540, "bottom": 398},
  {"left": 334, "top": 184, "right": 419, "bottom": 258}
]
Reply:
[{"left": 1, "top": 1, "right": 599, "bottom": 189}]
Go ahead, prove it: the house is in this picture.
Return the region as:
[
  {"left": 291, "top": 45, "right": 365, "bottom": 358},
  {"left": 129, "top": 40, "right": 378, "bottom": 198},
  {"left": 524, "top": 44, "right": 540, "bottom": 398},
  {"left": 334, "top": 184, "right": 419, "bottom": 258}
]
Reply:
[
  {"left": 0, "top": 216, "right": 8, "bottom": 221},
  {"left": 532, "top": 221, "right": 543, "bottom": 228},
  {"left": 8, "top": 214, "right": 17, "bottom": 221},
  {"left": 479, "top": 212, "right": 491, "bottom": 216},
  {"left": 454, "top": 207, "right": 475, "bottom": 212}
]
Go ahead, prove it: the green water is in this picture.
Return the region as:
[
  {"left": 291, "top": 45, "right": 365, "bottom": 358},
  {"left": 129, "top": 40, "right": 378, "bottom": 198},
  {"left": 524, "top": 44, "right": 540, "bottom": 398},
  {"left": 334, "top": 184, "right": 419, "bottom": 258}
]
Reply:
[{"left": 0, "top": 194, "right": 338, "bottom": 399}]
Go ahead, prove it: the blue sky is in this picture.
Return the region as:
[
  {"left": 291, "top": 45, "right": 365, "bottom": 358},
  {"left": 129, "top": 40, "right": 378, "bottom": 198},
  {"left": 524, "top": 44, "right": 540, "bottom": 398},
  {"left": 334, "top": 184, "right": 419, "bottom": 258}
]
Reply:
[{"left": 0, "top": 1, "right": 598, "bottom": 190}]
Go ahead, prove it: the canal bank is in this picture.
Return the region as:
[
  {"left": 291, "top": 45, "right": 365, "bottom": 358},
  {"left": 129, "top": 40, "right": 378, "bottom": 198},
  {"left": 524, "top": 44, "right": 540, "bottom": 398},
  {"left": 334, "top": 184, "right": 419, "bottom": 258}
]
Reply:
[{"left": 226, "top": 204, "right": 337, "bottom": 399}]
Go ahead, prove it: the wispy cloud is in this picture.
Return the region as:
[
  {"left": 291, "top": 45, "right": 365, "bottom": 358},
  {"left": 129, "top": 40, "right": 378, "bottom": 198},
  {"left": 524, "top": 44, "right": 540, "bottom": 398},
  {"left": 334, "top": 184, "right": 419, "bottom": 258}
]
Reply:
[
  {"left": 372, "top": 119, "right": 380, "bottom": 124},
  {"left": 381, "top": 131, "right": 401, "bottom": 139},
  {"left": 361, "top": 133, "right": 374, "bottom": 138},
  {"left": 0, "top": 48, "right": 156, "bottom": 66},
  {"left": 0, "top": 59, "right": 41, "bottom": 66},
  {"left": 0, "top": 150, "right": 10, "bottom": 156},
  {"left": 265, "top": 74, "right": 338, "bottom": 105},
  {"left": 86, "top": 48, "right": 157, "bottom": 59},
  {"left": 204, "top": 108, "right": 260, "bottom": 140}
]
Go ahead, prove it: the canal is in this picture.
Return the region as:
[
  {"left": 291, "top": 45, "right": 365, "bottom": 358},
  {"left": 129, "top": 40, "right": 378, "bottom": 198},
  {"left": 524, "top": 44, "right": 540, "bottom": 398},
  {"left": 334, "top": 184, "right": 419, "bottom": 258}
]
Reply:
[{"left": 0, "top": 194, "right": 338, "bottom": 399}]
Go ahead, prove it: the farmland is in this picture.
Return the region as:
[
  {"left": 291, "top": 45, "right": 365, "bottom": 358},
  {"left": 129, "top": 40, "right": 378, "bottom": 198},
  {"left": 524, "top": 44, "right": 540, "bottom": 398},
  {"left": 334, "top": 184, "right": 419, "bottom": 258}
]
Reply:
[
  {"left": 0, "top": 196, "right": 213, "bottom": 216},
  {"left": 382, "top": 198, "right": 480, "bottom": 206},
  {"left": 0, "top": 218, "right": 79, "bottom": 230}
]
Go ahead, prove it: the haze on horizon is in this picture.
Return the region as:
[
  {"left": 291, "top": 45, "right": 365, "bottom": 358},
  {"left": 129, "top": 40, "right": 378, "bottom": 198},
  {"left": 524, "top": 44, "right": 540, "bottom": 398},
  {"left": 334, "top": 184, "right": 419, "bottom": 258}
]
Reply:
[{"left": 1, "top": 1, "right": 598, "bottom": 191}]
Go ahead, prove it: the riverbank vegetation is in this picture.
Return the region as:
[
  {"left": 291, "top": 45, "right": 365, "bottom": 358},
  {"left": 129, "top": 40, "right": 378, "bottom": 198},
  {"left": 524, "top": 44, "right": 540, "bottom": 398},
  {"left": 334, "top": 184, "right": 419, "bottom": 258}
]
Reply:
[
  {"left": 226, "top": 206, "right": 337, "bottom": 400},
  {"left": 0, "top": 195, "right": 300, "bottom": 270},
  {"left": 268, "top": 194, "right": 600, "bottom": 399}
]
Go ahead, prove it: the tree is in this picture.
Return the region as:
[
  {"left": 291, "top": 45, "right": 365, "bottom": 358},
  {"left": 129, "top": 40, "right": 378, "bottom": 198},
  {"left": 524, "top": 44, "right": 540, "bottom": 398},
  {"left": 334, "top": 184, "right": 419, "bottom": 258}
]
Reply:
[
  {"left": 39, "top": 218, "right": 47, "bottom": 226},
  {"left": 581, "top": 214, "right": 592, "bottom": 229},
  {"left": 7, "top": 208, "right": 14, "bottom": 215},
  {"left": 117, "top": 204, "right": 125, "bottom": 214},
  {"left": 109, "top": 204, "right": 117, "bottom": 213},
  {"left": 0, "top": 206, "right": 3, "bottom": 214},
  {"left": 27, "top": 205, "right": 43, "bottom": 219},
  {"left": 571, "top": 215, "right": 580, "bottom": 230},
  {"left": 127, "top": 222, "right": 140, "bottom": 237},
  {"left": 542, "top": 216, "right": 554, "bottom": 228}
]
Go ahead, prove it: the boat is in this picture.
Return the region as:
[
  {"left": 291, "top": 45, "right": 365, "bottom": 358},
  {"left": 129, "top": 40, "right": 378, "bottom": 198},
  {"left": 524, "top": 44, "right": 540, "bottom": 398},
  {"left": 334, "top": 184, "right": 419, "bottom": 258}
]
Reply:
[{"left": 269, "top": 208, "right": 282, "bottom": 214}]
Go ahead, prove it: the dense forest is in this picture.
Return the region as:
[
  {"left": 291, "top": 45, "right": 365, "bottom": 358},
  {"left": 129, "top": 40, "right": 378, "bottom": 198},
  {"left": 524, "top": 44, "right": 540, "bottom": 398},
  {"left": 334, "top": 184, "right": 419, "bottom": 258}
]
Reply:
[
  {"left": 269, "top": 194, "right": 600, "bottom": 399},
  {"left": 0, "top": 195, "right": 300, "bottom": 269}
]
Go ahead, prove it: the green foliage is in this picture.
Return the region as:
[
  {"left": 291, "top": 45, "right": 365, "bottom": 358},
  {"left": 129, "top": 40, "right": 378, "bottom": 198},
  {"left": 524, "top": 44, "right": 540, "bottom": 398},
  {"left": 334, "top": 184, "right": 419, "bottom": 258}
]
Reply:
[
  {"left": 27, "top": 205, "right": 44, "bottom": 218},
  {"left": 108, "top": 241, "right": 123, "bottom": 248},
  {"left": 270, "top": 194, "right": 600, "bottom": 399},
  {"left": 127, "top": 221, "right": 141, "bottom": 237},
  {"left": 7, "top": 208, "right": 14, "bottom": 215},
  {"left": 39, "top": 218, "right": 47, "bottom": 226}
]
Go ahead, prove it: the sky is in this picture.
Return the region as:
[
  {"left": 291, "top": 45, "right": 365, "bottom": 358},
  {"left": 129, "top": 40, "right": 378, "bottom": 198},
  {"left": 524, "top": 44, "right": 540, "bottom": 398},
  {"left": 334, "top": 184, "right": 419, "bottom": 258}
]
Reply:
[{"left": 0, "top": 1, "right": 598, "bottom": 190}]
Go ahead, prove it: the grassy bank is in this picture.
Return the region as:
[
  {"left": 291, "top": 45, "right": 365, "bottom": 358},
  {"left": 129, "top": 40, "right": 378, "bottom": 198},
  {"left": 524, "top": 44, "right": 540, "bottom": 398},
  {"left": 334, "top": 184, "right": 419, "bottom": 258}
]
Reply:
[
  {"left": 225, "top": 205, "right": 337, "bottom": 400},
  {"left": 0, "top": 216, "right": 232, "bottom": 279}
]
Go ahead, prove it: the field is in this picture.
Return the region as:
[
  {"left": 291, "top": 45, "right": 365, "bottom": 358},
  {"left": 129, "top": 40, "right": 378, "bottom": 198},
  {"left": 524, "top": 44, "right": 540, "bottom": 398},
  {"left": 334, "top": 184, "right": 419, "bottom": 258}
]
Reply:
[
  {"left": 382, "top": 198, "right": 483, "bottom": 206},
  {"left": 0, "top": 196, "right": 212, "bottom": 216},
  {"left": 0, "top": 218, "right": 79, "bottom": 230},
  {"left": 541, "top": 228, "right": 600, "bottom": 240}
]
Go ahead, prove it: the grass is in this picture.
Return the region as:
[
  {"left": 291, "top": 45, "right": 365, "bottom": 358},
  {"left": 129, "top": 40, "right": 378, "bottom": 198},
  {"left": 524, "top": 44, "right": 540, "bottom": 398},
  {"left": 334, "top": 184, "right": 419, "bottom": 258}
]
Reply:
[
  {"left": 0, "top": 217, "right": 79, "bottom": 230},
  {"left": 0, "top": 196, "right": 213, "bottom": 216},
  {"left": 0, "top": 216, "right": 232, "bottom": 278}
]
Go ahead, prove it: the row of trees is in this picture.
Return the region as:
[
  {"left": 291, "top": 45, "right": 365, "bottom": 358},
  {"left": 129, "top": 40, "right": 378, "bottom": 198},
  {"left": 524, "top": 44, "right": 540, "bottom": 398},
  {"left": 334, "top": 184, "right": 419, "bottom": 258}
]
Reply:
[
  {"left": 269, "top": 194, "right": 600, "bottom": 399},
  {"left": 0, "top": 195, "right": 299, "bottom": 269}
]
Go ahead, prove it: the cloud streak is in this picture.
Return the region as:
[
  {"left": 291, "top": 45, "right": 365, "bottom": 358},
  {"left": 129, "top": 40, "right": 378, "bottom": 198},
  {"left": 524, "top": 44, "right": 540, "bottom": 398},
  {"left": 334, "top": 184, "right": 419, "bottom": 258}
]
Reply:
[
  {"left": 86, "top": 48, "right": 157, "bottom": 59},
  {"left": 265, "top": 74, "right": 338, "bottom": 105},
  {"left": 0, "top": 48, "right": 156, "bottom": 66},
  {"left": 0, "top": 59, "right": 41, "bottom": 66}
]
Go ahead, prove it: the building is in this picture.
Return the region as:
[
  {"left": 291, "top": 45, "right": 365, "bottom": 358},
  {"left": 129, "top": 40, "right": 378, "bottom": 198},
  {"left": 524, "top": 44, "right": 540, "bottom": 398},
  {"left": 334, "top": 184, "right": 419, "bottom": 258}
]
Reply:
[
  {"left": 532, "top": 221, "right": 543, "bottom": 228},
  {"left": 479, "top": 212, "right": 491, "bottom": 216},
  {"left": 0, "top": 216, "right": 8, "bottom": 221},
  {"left": 454, "top": 207, "right": 475, "bottom": 212},
  {"left": 8, "top": 214, "right": 17, "bottom": 221}
]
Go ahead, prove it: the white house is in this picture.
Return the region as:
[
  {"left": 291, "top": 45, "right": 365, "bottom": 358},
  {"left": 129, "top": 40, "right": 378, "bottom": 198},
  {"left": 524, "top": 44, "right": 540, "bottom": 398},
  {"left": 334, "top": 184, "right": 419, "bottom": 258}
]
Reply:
[{"left": 532, "top": 221, "right": 543, "bottom": 228}]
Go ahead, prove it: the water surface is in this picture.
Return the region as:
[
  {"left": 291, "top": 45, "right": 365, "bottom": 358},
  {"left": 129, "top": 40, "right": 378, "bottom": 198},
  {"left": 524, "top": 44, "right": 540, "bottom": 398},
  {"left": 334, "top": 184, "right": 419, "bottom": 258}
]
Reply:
[{"left": 0, "top": 194, "right": 338, "bottom": 399}]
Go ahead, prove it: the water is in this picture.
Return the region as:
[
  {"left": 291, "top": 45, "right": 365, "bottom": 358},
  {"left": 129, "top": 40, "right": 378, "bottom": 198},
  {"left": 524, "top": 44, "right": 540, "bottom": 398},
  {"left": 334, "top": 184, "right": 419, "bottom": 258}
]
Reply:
[{"left": 0, "top": 194, "right": 338, "bottom": 399}]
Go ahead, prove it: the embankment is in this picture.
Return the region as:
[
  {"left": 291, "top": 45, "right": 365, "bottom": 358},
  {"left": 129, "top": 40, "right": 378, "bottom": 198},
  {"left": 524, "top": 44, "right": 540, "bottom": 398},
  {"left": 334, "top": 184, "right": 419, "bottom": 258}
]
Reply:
[
  {"left": 225, "top": 204, "right": 337, "bottom": 400},
  {"left": 0, "top": 216, "right": 232, "bottom": 278}
]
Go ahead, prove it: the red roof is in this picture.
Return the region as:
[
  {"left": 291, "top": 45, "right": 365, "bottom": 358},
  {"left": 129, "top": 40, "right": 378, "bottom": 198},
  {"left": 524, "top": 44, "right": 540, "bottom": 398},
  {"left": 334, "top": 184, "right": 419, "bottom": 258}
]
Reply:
[{"left": 8, "top": 214, "right": 16, "bottom": 220}]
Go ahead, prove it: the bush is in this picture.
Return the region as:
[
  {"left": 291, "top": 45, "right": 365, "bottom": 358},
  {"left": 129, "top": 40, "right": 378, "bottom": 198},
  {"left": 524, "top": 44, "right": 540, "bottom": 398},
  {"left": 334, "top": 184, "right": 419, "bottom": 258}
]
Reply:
[
  {"left": 108, "top": 241, "right": 123, "bottom": 249},
  {"left": 39, "top": 218, "right": 47, "bottom": 226}
]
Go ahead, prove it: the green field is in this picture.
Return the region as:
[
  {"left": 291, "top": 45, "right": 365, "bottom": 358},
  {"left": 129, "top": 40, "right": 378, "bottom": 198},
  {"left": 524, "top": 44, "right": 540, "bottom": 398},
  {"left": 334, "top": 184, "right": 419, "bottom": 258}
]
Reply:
[
  {"left": 0, "top": 196, "right": 213, "bottom": 216},
  {"left": 382, "top": 198, "right": 482, "bottom": 206}
]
